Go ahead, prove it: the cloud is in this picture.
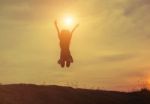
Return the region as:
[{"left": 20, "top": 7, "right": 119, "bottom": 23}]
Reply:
[
  {"left": 0, "top": 0, "right": 76, "bottom": 22},
  {"left": 123, "top": 0, "right": 150, "bottom": 16},
  {"left": 99, "top": 53, "right": 136, "bottom": 62}
]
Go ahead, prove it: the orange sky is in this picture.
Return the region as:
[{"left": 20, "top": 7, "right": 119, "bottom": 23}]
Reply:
[{"left": 0, "top": 0, "right": 150, "bottom": 91}]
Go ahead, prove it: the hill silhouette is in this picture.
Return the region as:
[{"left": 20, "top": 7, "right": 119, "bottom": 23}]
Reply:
[{"left": 0, "top": 84, "right": 150, "bottom": 104}]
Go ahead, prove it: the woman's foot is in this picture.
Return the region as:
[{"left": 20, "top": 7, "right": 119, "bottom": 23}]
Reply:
[
  {"left": 66, "top": 61, "right": 71, "bottom": 67},
  {"left": 57, "top": 59, "right": 61, "bottom": 64},
  {"left": 58, "top": 59, "right": 65, "bottom": 68},
  {"left": 69, "top": 56, "right": 73, "bottom": 63}
]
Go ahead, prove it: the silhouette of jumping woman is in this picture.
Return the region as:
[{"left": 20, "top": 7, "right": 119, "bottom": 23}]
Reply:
[{"left": 54, "top": 20, "right": 79, "bottom": 68}]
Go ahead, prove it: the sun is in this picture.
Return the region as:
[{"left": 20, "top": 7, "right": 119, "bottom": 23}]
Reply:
[
  {"left": 147, "top": 79, "right": 150, "bottom": 88},
  {"left": 63, "top": 16, "right": 74, "bottom": 26}
]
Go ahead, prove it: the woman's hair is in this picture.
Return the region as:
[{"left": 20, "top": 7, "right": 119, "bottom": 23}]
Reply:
[{"left": 60, "top": 29, "right": 71, "bottom": 35}]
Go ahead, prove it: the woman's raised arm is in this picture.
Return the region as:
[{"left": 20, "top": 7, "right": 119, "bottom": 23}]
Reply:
[
  {"left": 71, "top": 24, "right": 79, "bottom": 35},
  {"left": 54, "top": 20, "right": 60, "bottom": 39}
]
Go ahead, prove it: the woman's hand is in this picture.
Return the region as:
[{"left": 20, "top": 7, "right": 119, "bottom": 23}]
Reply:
[
  {"left": 75, "top": 24, "right": 79, "bottom": 28},
  {"left": 54, "top": 20, "right": 57, "bottom": 25}
]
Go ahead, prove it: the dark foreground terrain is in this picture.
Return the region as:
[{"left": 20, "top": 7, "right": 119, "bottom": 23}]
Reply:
[{"left": 0, "top": 84, "right": 150, "bottom": 104}]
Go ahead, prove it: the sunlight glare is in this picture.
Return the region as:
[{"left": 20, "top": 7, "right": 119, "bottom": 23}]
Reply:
[{"left": 64, "top": 16, "right": 74, "bottom": 26}]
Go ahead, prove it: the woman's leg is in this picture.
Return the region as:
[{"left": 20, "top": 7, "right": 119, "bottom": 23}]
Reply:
[
  {"left": 59, "top": 47, "right": 73, "bottom": 67},
  {"left": 58, "top": 49, "right": 65, "bottom": 67},
  {"left": 67, "top": 50, "right": 73, "bottom": 63},
  {"left": 61, "top": 60, "right": 65, "bottom": 68},
  {"left": 65, "top": 50, "right": 73, "bottom": 67},
  {"left": 66, "top": 61, "right": 70, "bottom": 67}
]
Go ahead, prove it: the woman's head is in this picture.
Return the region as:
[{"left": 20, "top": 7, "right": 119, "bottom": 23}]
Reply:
[{"left": 60, "top": 29, "right": 71, "bottom": 36}]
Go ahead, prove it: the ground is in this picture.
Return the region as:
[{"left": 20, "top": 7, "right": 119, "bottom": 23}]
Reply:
[{"left": 0, "top": 84, "right": 150, "bottom": 104}]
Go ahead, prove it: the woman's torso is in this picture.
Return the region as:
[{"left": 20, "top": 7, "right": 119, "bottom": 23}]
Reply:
[{"left": 59, "top": 30, "right": 72, "bottom": 49}]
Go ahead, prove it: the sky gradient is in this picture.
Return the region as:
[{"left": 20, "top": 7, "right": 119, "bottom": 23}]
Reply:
[{"left": 0, "top": 0, "right": 150, "bottom": 91}]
